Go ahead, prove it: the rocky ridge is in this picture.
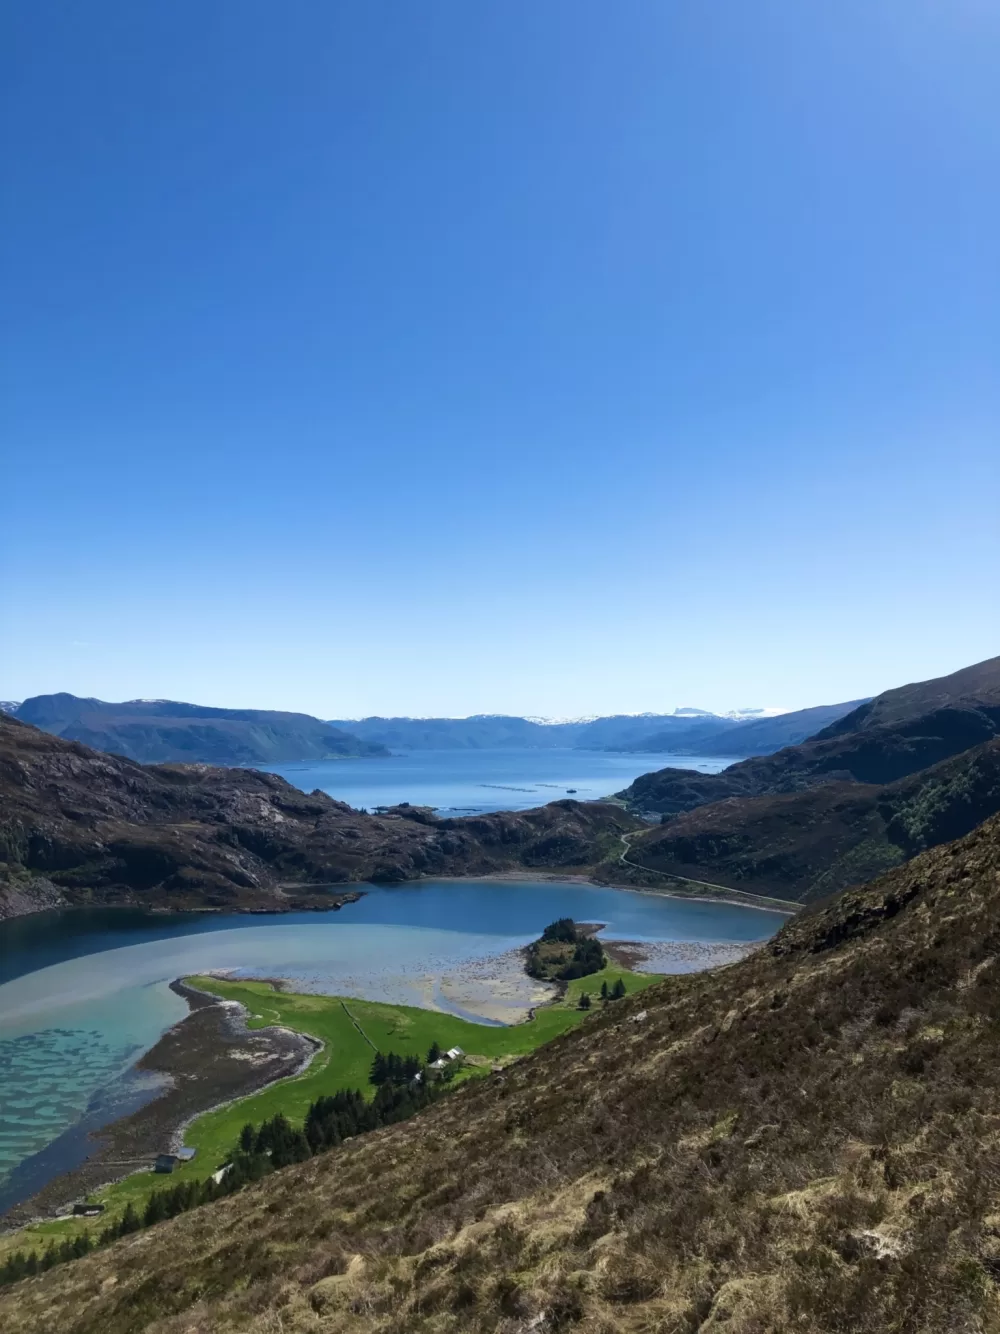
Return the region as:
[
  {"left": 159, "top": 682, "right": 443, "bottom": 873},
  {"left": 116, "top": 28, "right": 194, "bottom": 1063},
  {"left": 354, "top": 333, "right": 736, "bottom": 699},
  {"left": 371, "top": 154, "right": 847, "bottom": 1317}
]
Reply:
[{"left": 0, "top": 716, "right": 641, "bottom": 917}]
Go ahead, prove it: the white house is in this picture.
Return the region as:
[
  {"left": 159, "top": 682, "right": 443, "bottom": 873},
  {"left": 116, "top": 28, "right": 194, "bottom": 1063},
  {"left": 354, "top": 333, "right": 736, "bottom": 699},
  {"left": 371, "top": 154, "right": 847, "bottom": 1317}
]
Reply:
[{"left": 445, "top": 1047, "right": 465, "bottom": 1061}]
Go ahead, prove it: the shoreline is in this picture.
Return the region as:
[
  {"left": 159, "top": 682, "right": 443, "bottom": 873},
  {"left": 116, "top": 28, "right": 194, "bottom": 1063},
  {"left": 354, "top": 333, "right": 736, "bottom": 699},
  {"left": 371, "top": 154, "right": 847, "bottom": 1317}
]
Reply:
[
  {"left": 0, "top": 981, "right": 318, "bottom": 1232},
  {"left": 426, "top": 869, "right": 799, "bottom": 917},
  {"left": 165, "top": 980, "right": 324, "bottom": 1156},
  {"left": 1, "top": 866, "right": 797, "bottom": 927},
  {"left": 0, "top": 920, "right": 761, "bottom": 1231},
  {"left": 0, "top": 887, "right": 366, "bottom": 925}
]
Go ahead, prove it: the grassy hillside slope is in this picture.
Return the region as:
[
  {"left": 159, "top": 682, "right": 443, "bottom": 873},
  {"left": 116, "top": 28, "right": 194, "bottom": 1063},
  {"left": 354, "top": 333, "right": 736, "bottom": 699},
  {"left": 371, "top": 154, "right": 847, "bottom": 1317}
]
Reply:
[{"left": 7, "top": 813, "right": 1000, "bottom": 1332}]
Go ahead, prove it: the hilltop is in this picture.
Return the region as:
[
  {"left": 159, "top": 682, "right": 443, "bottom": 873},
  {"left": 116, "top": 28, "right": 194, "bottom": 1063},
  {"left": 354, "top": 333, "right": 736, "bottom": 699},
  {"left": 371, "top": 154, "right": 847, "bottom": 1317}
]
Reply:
[
  {"left": 620, "top": 654, "right": 1000, "bottom": 816},
  {"left": 6, "top": 807, "right": 1000, "bottom": 1329},
  {"left": 0, "top": 716, "right": 641, "bottom": 918},
  {"left": 13, "top": 693, "right": 388, "bottom": 766},
  {"left": 625, "top": 699, "right": 870, "bottom": 758},
  {"left": 619, "top": 735, "right": 1000, "bottom": 903}
]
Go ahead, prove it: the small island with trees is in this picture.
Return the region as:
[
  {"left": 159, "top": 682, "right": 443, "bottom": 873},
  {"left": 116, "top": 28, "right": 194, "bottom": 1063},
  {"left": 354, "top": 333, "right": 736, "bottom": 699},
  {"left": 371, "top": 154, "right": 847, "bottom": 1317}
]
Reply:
[{"left": 524, "top": 918, "right": 606, "bottom": 982}]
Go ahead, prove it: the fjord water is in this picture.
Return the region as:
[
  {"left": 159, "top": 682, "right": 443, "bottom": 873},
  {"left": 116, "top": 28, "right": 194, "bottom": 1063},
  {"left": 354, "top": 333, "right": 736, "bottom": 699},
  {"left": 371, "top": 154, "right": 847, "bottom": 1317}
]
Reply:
[
  {"left": 263, "top": 747, "right": 733, "bottom": 813},
  {"left": 0, "top": 880, "right": 778, "bottom": 1211}
]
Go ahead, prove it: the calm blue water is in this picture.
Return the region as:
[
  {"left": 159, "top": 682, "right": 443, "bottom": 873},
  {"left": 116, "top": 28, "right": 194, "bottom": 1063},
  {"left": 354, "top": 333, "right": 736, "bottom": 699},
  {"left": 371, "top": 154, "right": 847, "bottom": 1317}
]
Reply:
[
  {"left": 263, "top": 747, "right": 732, "bottom": 814},
  {"left": 0, "top": 879, "right": 779, "bottom": 1211}
]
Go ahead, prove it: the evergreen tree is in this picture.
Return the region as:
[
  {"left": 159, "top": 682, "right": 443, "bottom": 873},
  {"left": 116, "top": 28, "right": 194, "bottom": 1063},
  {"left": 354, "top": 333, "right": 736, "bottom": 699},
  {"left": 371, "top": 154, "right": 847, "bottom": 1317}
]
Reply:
[
  {"left": 118, "top": 1203, "right": 141, "bottom": 1235},
  {"left": 600, "top": 980, "right": 609, "bottom": 1001},
  {"left": 541, "top": 918, "right": 579, "bottom": 943},
  {"left": 427, "top": 1041, "right": 441, "bottom": 1063},
  {"left": 239, "top": 1122, "right": 255, "bottom": 1152},
  {"left": 611, "top": 978, "right": 627, "bottom": 1000},
  {"left": 578, "top": 992, "right": 591, "bottom": 1010}
]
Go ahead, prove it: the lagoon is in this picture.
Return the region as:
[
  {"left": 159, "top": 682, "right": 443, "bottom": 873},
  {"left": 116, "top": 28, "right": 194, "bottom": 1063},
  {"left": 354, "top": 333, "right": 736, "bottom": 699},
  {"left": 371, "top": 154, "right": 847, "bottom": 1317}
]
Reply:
[{"left": 0, "top": 879, "right": 781, "bottom": 1212}]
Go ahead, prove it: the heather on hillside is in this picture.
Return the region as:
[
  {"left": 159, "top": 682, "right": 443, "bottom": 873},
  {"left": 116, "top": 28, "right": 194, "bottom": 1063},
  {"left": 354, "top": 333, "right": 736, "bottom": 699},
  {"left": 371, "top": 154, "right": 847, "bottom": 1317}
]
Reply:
[{"left": 7, "top": 816, "right": 1000, "bottom": 1331}]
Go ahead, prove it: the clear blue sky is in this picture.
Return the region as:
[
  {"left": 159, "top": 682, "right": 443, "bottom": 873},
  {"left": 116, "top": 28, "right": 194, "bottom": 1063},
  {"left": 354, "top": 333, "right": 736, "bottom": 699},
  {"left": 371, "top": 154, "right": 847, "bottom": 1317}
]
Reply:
[{"left": 3, "top": 1, "right": 997, "bottom": 718}]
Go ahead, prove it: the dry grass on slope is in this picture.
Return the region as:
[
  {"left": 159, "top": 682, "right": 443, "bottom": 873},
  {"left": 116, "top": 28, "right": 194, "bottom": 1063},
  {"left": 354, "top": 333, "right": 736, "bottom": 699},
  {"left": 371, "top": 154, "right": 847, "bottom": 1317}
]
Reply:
[{"left": 7, "top": 816, "right": 1000, "bottom": 1333}]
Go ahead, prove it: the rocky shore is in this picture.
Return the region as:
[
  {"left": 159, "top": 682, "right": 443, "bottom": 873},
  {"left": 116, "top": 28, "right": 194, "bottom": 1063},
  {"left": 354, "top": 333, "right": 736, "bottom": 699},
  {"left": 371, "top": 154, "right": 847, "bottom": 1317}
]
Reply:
[
  {"left": 601, "top": 936, "right": 758, "bottom": 972},
  {"left": 0, "top": 982, "right": 317, "bottom": 1229}
]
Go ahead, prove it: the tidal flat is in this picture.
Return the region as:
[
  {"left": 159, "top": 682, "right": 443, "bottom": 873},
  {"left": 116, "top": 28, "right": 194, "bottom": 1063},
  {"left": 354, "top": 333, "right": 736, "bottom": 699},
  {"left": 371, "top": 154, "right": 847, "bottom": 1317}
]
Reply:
[
  {"left": 0, "top": 879, "right": 780, "bottom": 1224},
  {"left": 0, "top": 983, "right": 315, "bottom": 1227}
]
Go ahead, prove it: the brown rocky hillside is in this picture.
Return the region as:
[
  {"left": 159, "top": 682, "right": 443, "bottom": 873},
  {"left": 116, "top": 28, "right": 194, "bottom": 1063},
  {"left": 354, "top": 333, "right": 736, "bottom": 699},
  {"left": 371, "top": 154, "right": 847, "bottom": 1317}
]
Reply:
[
  {"left": 620, "top": 735, "right": 1000, "bottom": 903},
  {"left": 0, "top": 716, "right": 641, "bottom": 917},
  {"left": 619, "top": 654, "right": 1000, "bottom": 817},
  {"left": 6, "top": 812, "right": 1000, "bottom": 1331}
]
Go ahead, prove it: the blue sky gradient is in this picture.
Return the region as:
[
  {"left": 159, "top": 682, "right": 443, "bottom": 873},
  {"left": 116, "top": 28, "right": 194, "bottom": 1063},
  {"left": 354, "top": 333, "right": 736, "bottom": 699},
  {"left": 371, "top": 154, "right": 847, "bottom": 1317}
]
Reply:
[{"left": 3, "top": 1, "right": 997, "bottom": 717}]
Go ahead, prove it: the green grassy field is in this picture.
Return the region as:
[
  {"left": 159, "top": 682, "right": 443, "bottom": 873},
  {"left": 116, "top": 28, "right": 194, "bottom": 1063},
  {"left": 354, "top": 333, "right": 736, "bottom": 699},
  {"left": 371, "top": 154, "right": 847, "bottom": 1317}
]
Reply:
[{"left": 0, "top": 962, "right": 659, "bottom": 1261}]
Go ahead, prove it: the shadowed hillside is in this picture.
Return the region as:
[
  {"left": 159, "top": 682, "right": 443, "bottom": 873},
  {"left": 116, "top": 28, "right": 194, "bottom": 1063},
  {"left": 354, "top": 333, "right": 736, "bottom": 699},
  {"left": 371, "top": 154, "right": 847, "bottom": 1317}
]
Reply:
[
  {"left": 5, "top": 811, "right": 1000, "bottom": 1330},
  {"left": 629, "top": 699, "right": 869, "bottom": 758},
  {"left": 619, "top": 655, "right": 1000, "bottom": 817},
  {"left": 817, "top": 654, "right": 1000, "bottom": 736},
  {"left": 619, "top": 736, "right": 1000, "bottom": 902},
  {"left": 0, "top": 716, "right": 641, "bottom": 917}
]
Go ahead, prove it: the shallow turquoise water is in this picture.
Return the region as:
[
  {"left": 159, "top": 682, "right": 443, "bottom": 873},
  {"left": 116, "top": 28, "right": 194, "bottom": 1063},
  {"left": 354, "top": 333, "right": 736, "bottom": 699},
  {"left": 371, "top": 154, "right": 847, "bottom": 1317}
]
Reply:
[{"left": 0, "top": 880, "right": 781, "bottom": 1211}]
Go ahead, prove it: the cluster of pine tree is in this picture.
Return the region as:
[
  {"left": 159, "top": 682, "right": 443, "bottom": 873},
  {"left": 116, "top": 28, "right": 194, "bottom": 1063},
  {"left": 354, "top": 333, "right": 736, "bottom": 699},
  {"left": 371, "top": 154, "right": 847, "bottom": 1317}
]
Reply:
[
  {"left": 560, "top": 935, "right": 605, "bottom": 979},
  {"left": 577, "top": 977, "right": 627, "bottom": 1009},
  {"left": 0, "top": 1050, "right": 447, "bottom": 1291},
  {"left": 540, "top": 918, "right": 579, "bottom": 944},
  {"left": 306, "top": 1077, "right": 438, "bottom": 1153},
  {"left": 369, "top": 1050, "right": 423, "bottom": 1085}
]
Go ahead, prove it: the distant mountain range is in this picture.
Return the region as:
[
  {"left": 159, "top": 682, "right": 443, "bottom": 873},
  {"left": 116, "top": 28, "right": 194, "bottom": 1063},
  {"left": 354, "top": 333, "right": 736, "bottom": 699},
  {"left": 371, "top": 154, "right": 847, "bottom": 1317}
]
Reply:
[
  {"left": 326, "top": 700, "right": 866, "bottom": 756},
  {"left": 621, "top": 699, "right": 872, "bottom": 757},
  {"left": 11, "top": 694, "right": 388, "bottom": 765},
  {"left": 7, "top": 695, "right": 868, "bottom": 765}
]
